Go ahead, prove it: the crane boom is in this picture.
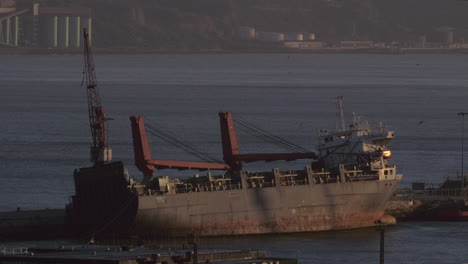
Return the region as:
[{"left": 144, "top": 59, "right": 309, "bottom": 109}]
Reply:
[
  {"left": 219, "top": 112, "right": 317, "bottom": 168},
  {"left": 130, "top": 115, "right": 229, "bottom": 183},
  {"left": 83, "top": 28, "right": 112, "bottom": 164}
]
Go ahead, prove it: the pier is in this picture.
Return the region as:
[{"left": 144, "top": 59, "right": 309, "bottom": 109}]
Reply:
[
  {"left": 0, "top": 209, "right": 64, "bottom": 240},
  {"left": 0, "top": 244, "right": 296, "bottom": 264},
  {"left": 385, "top": 181, "right": 468, "bottom": 220}
]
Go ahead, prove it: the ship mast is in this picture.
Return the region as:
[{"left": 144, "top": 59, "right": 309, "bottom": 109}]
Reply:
[
  {"left": 83, "top": 28, "right": 112, "bottom": 165},
  {"left": 458, "top": 112, "right": 468, "bottom": 189},
  {"left": 336, "top": 96, "right": 346, "bottom": 131}
]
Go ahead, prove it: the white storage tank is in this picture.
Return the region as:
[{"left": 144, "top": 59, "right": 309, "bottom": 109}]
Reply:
[
  {"left": 238, "top": 26, "right": 256, "bottom": 40},
  {"left": 418, "top": 35, "right": 426, "bottom": 48},
  {"left": 256, "top": 32, "right": 285, "bottom": 42},
  {"left": 47, "top": 15, "right": 58, "bottom": 48},
  {"left": 446, "top": 31, "right": 453, "bottom": 44},
  {"left": 58, "top": 16, "right": 69, "bottom": 48},
  {"left": 69, "top": 16, "right": 81, "bottom": 48}
]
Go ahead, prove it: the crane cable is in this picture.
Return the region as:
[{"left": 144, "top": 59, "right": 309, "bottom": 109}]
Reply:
[
  {"left": 144, "top": 120, "right": 223, "bottom": 164},
  {"left": 234, "top": 121, "right": 301, "bottom": 152},
  {"left": 232, "top": 114, "right": 309, "bottom": 152},
  {"left": 232, "top": 114, "right": 311, "bottom": 153},
  {"left": 146, "top": 124, "right": 216, "bottom": 162}
]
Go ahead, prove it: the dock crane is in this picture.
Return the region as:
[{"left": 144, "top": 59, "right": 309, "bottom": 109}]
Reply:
[{"left": 82, "top": 28, "right": 112, "bottom": 165}]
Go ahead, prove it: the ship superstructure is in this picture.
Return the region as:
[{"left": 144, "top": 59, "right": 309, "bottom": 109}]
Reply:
[{"left": 314, "top": 112, "right": 397, "bottom": 183}]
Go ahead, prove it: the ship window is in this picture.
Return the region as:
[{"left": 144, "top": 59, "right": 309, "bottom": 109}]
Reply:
[
  {"left": 384, "top": 170, "right": 388, "bottom": 175},
  {"left": 330, "top": 137, "right": 333, "bottom": 142},
  {"left": 390, "top": 170, "right": 393, "bottom": 174},
  {"left": 325, "top": 138, "right": 330, "bottom": 142}
]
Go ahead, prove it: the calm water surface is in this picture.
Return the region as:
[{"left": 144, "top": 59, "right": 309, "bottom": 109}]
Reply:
[{"left": 0, "top": 53, "right": 467, "bottom": 263}]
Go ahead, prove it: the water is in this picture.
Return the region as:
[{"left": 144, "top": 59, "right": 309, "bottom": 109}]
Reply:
[{"left": 1, "top": 53, "right": 467, "bottom": 263}]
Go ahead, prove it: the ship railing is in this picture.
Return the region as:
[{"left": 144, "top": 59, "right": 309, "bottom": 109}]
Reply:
[
  {"left": 249, "top": 180, "right": 275, "bottom": 188},
  {"left": 312, "top": 173, "right": 341, "bottom": 184},
  {"left": 171, "top": 182, "right": 243, "bottom": 193},
  {"left": 347, "top": 175, "right": 379, "bottom": 182},
  {"left": 129, "top": 184, "right": 147, "bottom": 195},
  {"left": 284, "top": 179, "right": 309, "bottom": 186},
  {"left": 278, "top": 173, "right": 300, "bottom": 185},
  {"left": 1, "top": 247, "right": 31, "bottom": 256},
  {"left": 246, "top": 178, "right": 310, "bottom": 188}
]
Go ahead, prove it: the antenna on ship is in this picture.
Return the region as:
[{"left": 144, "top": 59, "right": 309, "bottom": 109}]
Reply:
[
  {"left": 458, "top": 112, "right": 468, "bottom": 189},
  {"left": 82, "top": 27, "right": 112, "bottom": 165},
  {"left": 336, "top": 96, "right": 346, "bottom": 131}
]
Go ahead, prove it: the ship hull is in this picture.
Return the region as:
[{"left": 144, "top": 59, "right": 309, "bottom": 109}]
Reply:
[
  {"left": 68, "top": 163, "right": 401, "bottom": 238},
  {"left": 435, "top": 211, "right": 468, "bottom": 221},
  {"left": 134, "top": 179, "right": 400, "bottom": 237}
]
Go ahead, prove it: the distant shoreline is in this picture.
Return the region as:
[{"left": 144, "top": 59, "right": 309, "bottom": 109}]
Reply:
[{"left": 1, "top": 47, "right": 468, "bottom": 55}]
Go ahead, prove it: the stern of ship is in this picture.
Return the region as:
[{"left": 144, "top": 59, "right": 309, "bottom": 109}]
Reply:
[{"left": 65, "top": 161, "right": 139, "bottom": 239}]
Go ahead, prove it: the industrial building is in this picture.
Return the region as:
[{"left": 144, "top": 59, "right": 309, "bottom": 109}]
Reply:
[
  {"left": 283, "top": 41, "right": 323, "bottom": 49},
  {"left": 238, "top": 26, "right": 322, "bottom": 49},
  {"left": 0, "top": 3, "right": 92, "bottom": 49},
  {"left": 340, "top": 41, "right": 374, "bottom": 48}
]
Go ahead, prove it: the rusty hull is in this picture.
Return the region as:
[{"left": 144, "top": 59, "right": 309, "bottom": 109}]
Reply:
[
  {"left": 68, "top": 162, "right": 400, "bottom": 238},
  {"left": 134, "top": 179, "right": 399, "bottom": 237}
]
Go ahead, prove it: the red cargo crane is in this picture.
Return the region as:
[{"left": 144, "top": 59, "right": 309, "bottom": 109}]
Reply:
[
  {"left": 130, "top": 115, "right": 230, "bottom": 182},
  {"left": 219, "top": 112, "right": 317, "bottom": 170},
  {"left": 83, "top": 28, "right": 112, "bottom": 165},
  {"left": 130, "top": 113, "right": 316, "bottom": 180}
]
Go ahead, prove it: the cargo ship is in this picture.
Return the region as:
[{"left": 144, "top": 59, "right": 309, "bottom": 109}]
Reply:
[
  {"left": 65, "top": 29, "right": 402, "bottom": 239},
  {"left": 66, "top": 110, "right": 402, "bottom": 238}
]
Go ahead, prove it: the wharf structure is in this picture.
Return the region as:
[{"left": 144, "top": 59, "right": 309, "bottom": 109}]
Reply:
[
  {"left": 0, "top": 245, "right": 297, "bottom": 264},
  {"left": 0, "top": 3, "right": 91, "bottom": 49},
  {"left": 385, "top": 178, "right": 468, "bottom": 221}
]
